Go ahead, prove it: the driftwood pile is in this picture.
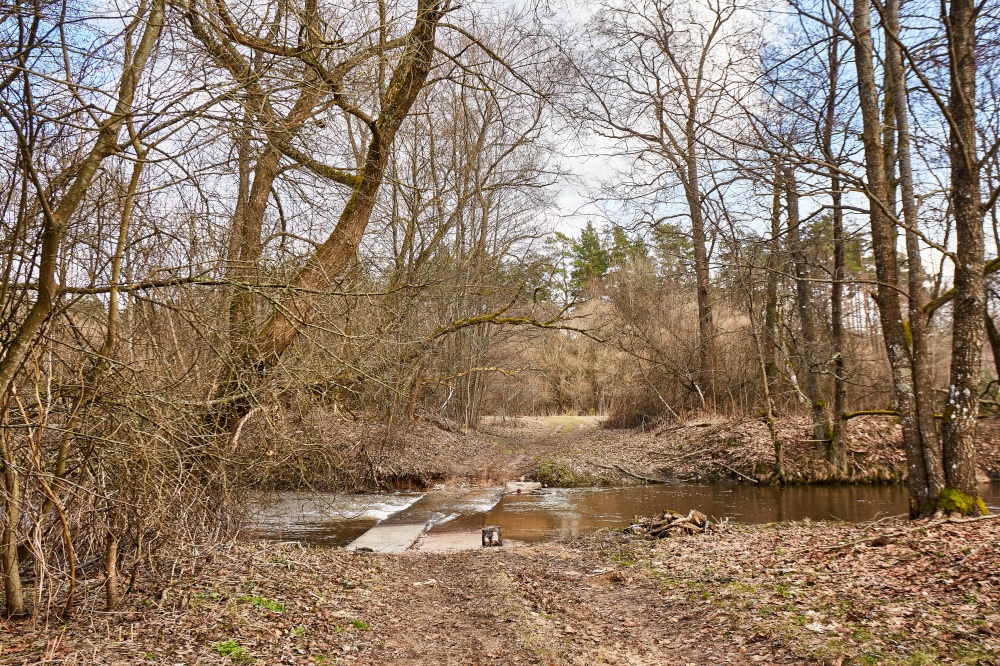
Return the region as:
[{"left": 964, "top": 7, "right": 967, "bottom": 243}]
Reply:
[{"left": 627, "top": 509, "right": 726, "bottom": 538}]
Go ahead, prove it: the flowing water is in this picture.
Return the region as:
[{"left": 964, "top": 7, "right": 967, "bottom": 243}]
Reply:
[{"left": 252, "top": 482, "right": 1000, "bottom": 546}]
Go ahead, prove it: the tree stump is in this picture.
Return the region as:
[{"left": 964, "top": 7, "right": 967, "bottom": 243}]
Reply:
[{"left": 481, "top": 526, "right": 503, "bottom": 547}]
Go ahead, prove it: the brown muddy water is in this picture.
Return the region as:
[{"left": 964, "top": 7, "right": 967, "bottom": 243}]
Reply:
[{"left": 252, "top": 482, "right": 1000, "bottom": 546}]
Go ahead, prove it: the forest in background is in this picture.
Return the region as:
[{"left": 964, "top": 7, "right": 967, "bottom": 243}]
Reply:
[{"left": 1, "top": 0, "right": 999, "bottom": 618}]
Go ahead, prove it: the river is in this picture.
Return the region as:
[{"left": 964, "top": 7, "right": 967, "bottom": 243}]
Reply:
[{"left": 252, "top": 481, "right": 1000, "bottom": 546}]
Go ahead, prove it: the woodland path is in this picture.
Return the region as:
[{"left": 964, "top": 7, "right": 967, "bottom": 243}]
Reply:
[
  {"left": 483, "top": 416, "right": 601, "bottom": 471},
  {"left": 359, "top": 545, "right": 765, "bottom": 665}
]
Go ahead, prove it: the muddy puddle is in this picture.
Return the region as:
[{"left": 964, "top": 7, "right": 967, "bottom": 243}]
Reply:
[{"left": 252, "top": 482, "right": 1000, "bottom": 546}]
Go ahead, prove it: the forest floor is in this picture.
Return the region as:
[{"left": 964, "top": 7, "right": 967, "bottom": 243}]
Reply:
[
  {"left": 4, "top": 515, "right": 1000, "bottom": 665},
  {"left": 375, "top": 414, "right": 1000, "bottom": 489}
]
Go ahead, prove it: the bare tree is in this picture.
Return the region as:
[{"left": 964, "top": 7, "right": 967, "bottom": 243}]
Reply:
[{"left": 571, "top": 0, "right": 764, "bottom": 406}]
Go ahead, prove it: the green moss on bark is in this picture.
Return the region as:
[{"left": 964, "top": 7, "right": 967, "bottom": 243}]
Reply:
[{"left": 936, "top": 487, "right": 989, "bottom": 516}]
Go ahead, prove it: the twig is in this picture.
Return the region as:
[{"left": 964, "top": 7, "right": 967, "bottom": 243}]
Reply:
[
  {"left": 589, "top": 460, "right": 669, "bottom": 484},
  {"left": 711, "top": 461, "right": 760, "bottom": 484},
  {"left": 821, "top": 514, "right": 1000, "bottom": 550},
  {"left": 652, "top": 447, "right": 713, "bottom": 462}
]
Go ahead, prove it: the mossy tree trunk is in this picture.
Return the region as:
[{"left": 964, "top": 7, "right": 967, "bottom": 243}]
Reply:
[{"left": 939, "top": 0, "right": 986, "bottom": 511}]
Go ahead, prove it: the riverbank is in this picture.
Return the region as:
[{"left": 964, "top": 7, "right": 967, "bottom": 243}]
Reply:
[
  {"left": 318, "top": 413, "right": 1000, "bottom": 490},
  {"left": 5, "top": 516, "right": 998, "bottom": 665}
]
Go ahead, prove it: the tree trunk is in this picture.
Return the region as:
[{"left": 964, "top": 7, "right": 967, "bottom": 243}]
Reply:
[
  {"left": 226, "top": 132, "right": 277, "bottom": 348},
  {"left": 753, "top": 280, "right": 783, "bottom": 480},
  {"left": 1, "top": 415, "right": 24, "bottom": 618},
  {"left": 824, "top": 17, "right": 849, "bottom": 474},
  {"left": 763, "top": 161, "right": 782, "bottom": 407},
  {"left": 213, "top": 145, "right": 283, "bottom": 404},
  {"left": 986, "top": 310, "right": 1000, "bottom": 390},
  {"left": 851, "top": 0, "right": 930, "bottom": 513},
  {"left": 884, "top": 0, "right": 946, "bottom": 498},
  {"left": 828, "top": 169, "right": 848, "bottom": 473},
  {"left": 940, "top": 0, "right": 986, "bottom": 511},
  {"left": 685, "top": 114, "right": 715, "bottom": 407},
  {"left": 784, "top": 166, "right": 832, "bottom": 448}
]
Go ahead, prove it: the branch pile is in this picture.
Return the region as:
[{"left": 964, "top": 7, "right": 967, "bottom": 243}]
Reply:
[{"left": 626, "top": 509, "right": 727, "bottom": 538}]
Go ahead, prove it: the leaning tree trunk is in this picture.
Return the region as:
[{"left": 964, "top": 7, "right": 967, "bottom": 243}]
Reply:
[{"left": 211, "top": 0, "right": 450, "bottom": 434}]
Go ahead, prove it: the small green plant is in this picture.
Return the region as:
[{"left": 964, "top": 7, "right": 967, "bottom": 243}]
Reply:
[
  {"left": 214, "top": 639, "right": 254, "bottom": 664},
  {"left": 350, "top": 619, "right": 369, "bottom": 630},
  {"left": 292, "top": 626, "right": 306, "bottom": 637},
  {"left": 239, "top": 595, "right": 284, "bottom": 612}
]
